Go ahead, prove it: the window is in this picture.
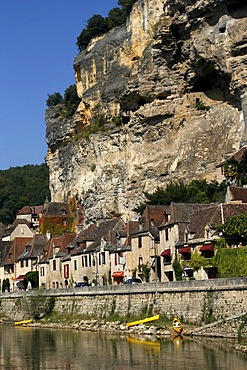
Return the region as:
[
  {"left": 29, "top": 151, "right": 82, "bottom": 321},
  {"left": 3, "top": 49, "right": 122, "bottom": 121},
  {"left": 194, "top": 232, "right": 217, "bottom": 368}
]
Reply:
[
  {"left": 20, "top": 260, "right": 24, "bottom": 268},
  {"left": 64, "top": 264, "right": 69, "bottom": 279},
  {"left": 82, "top": 256, "right": 84, "bottom": 268},
  {"left": 84, "top": 255, "right": 88, "bottom": 267},
  {"left": 165, "top": 228, "right": 169, "bottom": 241},
  {"left": 53, "top": 260, "right": 56, "bottom": 271},
  {"left": 41, "top": 267, "right": 45, "bottom": 277},
  {"left": 74, "top": 260, "right": 77, "bottom": 271},
  {"left": 26, "top": 260, "right": 29, "bottom": 267},
  {"left": 138, "top": 257, "right": 143, "bottom": 272},
  {"left": 138, "top": 236, "right": 142, "bottom": 248},
  {"left": 101, "top": 252, "right": 106, "bottom": 265}
]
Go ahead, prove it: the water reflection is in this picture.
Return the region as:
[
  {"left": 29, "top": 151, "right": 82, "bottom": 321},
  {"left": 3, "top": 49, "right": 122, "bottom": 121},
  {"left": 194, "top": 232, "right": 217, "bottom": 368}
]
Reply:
[{"left": 0, "top": 325, "right": 246, "bottom": 369}]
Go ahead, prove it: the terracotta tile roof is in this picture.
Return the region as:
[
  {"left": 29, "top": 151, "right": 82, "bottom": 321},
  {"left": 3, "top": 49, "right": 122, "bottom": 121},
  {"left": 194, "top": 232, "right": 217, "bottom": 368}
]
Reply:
[
  {"left": 18, "top": 234, "right": 48, "bottom": 260},
  {"left": 17, "top": 205, "right": 43, "bottom": 215},
  {"left": 226, "top": 186, "right": 247, "bottom": 203},
  {"left": 0, "top": 241, "right": 11, "bottom": 266},
  {"left": 131, "top": 205, "right": 169, "bottom": 239},
  {"left": 188, "top": 203, "right": 247, "bottom": 239},
  {"left": 38, "top": 233, "right": 76, "bottom": 262},
  {"left": 44, "top": 202, "right": 70, "bottom": 216},
  {"left": 2, "top": 237, "right": 33, "bottom": 266},
  {"left": 216, "top": 145, "right": 247, "bottom": 166}
]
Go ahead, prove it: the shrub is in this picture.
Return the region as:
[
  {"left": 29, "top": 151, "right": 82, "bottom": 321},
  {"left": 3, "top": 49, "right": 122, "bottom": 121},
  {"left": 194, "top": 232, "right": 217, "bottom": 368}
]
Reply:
[{"left": 46, "top": 92, "right": 63, "bottom": 107}]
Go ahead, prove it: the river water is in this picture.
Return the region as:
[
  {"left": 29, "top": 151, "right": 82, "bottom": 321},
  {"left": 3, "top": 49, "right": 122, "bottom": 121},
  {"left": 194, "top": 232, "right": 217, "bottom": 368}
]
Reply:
[{"left": 0, "top": 325, "right": 246, "bottom": 370}]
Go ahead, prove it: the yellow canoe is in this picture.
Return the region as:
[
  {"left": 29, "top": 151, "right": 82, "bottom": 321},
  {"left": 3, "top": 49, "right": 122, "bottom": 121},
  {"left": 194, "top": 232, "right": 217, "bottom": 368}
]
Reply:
[
  {"left": 126, "top": 314, "right": 159, "bottom": 327},
  {"left": 172, "top": 317, "right": 183, "bottom": 334},
  {"left": 14, "top": 319, "right": 32, "bottom": 326}
]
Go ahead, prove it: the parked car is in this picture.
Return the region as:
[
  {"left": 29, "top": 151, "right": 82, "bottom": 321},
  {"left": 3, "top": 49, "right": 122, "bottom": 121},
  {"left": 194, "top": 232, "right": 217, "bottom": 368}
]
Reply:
[
  {"left": 124, "top": 277, "right": 143, "bottom": 284},
  {"left": 75, "top": 282, "right": 89, "bottom": 288}
]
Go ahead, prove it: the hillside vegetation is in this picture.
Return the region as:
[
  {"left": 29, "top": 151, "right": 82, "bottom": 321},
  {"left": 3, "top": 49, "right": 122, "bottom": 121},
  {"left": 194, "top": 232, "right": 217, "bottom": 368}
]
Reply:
[{"left": 0, "top": 163, "right": 50, "bottom": 225}]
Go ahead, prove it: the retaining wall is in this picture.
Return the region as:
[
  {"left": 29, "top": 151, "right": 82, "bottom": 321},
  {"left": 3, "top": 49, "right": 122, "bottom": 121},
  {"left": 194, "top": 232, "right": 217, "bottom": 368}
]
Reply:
[{"left": 0, "top": 278, "right": 246, "bottom": 324}]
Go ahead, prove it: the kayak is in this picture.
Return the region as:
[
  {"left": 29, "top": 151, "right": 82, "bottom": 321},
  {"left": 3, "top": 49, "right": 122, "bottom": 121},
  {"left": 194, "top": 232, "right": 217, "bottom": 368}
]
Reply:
[
  {"left": 14, "top": 319, "right": 32, "bottom": 326},
  {"left": 172, "top": 317, "right": 183, "bottom": 334},
  {"left": 126, "top": 314, "right": 159, "bottom": 327}
]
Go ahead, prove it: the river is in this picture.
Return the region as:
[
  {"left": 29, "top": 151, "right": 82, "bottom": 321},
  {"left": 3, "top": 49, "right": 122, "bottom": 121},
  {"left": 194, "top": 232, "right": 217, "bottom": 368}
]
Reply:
[{"left": 0, "top": 325, "right": 246, "bottom": 369}]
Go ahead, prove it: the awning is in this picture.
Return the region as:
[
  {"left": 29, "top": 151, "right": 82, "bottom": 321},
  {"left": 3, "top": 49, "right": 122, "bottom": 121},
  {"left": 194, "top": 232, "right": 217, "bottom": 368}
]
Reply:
[
  {"left": 179, "top": 247, "right": 191, "bottom": 254},
  {"left": 112, "top": 271, "right": 124, "bottom": 278},
  {"left": 161, "top": 249, "right": 171, "bottom": 257},
  {"left": 200, "top": 244, "right": 214, "bottom": 252},
  {"left": 14, "top": 275, "right": 26, "bottom": 282}
]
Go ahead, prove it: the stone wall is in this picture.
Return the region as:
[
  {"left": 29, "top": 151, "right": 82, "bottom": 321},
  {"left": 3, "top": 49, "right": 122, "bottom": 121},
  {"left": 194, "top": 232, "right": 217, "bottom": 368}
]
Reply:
[{"left": 0, "top": 278, "right": 246, "bottom": 325}]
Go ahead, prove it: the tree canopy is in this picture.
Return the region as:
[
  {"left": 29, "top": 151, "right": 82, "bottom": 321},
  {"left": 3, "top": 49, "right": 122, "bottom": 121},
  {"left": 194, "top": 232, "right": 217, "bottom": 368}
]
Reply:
[
  {"left": 0, "top": 163, "right": 50, "bottom": 225},
  {"left": 76, "top": 0, "right": 137, "bottom": 52},
  {"left": 217, "top": 213, "right": 247, "bottom": 242},
  {"left": 134, "top": 179, "right": 227, "bottom": 214},
  {"left": 46, "top": 85, "right": 80, "bottom": 118}
]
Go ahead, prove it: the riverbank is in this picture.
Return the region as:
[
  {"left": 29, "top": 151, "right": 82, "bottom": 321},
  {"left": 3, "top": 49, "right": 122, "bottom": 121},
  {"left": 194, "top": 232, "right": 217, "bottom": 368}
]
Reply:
[{"left": 26, "top": 318, "right": 247, "bottom": 356}]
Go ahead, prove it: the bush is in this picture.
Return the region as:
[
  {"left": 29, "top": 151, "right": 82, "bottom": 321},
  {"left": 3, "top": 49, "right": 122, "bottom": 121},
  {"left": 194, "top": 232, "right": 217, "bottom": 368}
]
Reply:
[
  {"left": 76, "top": 1, "right": 137, "bottom": 52},
  {"left": 46, "top": 92, "right": 63, "bottom": 107},
  {"left": 63, "top": 85, "right": 80, "bottom": 117},
  {"left": 77, "top": 14, "right": 109, "bottom": 52}
]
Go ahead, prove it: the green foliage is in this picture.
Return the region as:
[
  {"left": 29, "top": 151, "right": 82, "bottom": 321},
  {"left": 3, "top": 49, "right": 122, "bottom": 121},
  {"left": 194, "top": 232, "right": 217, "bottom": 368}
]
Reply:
[
  {"left": 76, "top": 1, "right": 137, "bottom": 52},
  {"left": 25, "top": 271, "right": 39, "bottom": 289},
  {"left": 172, "top": 252, "right": 183, "bottom": 281},
  {"left": 214, "top": 247, "right": 247, "bottom": 277},
  {"left": 223, "top": 158, "right": 238, "bottom": 184},
  {"left": 140, "top": 263, "right": 151, "bottom": 282},
  {"left": 91, "top": 163, "right": 96, "bottom": 172},
  {"left": 217, "top": 213, "right": 247, "bottom": 240},
  {"left": 2, "top": 278, "right": 10, "bottom": 292},
  {"left": 46, "top": 85, "right": 80, "bottom": 118},
  {"left": 117, "top": 0, "right": 137, "bottom": 15},
  {"left": 63, "top": 85, "right": 80, "bottom": 117},
  {"left": 213, "top": 238, "right": 227, "bottom": 249},
  {"left": 46, "top": 92, "right": 63, "bottom": 107},
  {"left": 107, "top": 8, "right": 125, "bottom": 28},
  {"left": 196, "top": 99, "right": 210, "bottom": 111},
  {"left": 186, "top": 252, "right": 214, "bottom": 271},
  {"left": 41, "top": 216, "right": 74, "bottom": 235},
  {"left": 223, "top": 153, "right": 247, "bottom": 186},
  {"left": 134, "top": 179, "right": 227, "bottom": 214},
  {"left": 77, "top": 14, "right": 109, "bottom": 52},
  {"left": 0, "top": 164, "right": 50, "bottom": 225}
]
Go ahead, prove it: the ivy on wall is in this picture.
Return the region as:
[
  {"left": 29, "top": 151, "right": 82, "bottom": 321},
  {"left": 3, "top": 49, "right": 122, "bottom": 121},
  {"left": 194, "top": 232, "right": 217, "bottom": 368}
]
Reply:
[{"left": 214, "top": 247, "right": 247, "bottom": 278}]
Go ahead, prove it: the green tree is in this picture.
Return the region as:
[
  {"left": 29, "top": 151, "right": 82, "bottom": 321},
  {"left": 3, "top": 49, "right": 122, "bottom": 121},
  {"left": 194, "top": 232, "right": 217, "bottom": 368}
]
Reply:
[
  {"left": 77, "top": 14, "right": 109, "bottom": 52},
  {"left": 0, "top": 164, "right": 50, "bottom": 225},
  {"left": 134, "top": 180, "right": 226, "bottom": 214},
  {"left": 117, "top": 0, "right": 137, "bottom": 16},
  {"left": 63, "top": 85, "right": 80, "bottom": 117},
  {"left": 46, "top": 92, "right": 63, "bottom": 107},
  {"left": 217, "top": 213, "right": 247, "bottom": 241},
  {"left": 107, "top": 7, "right": 125, "bottom": 28},
  {"left": 25, "top": 271, "right": 39, "bottom": 289}
]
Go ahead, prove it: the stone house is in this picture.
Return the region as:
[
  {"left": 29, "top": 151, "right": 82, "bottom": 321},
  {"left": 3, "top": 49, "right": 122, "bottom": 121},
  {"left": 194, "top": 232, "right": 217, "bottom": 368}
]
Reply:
[
  {"left": 159, "top": 202, "right": 247, "bottom": 281},
  {"left": 1, "top": 237, "right": 33, "bottom": 291},
  {"left": 38, "top": 233, "right": 76, "bottom": 289},
  {"left": 68, "top": 218, "right": 127, "bottom": 286},
  {"left": 130, "top": 205, "right": 169, "bottom": 282},
  {"left": 2, "top": 219, "right": 34, "bottom": 241},
  {"left": 216, "top": 145, "right": 247, "bottom": 183},
  {"left": 16, "top": 205, "right": 44, "bottom": 232},
  {"left": 40, "top": 201, "right": 73, "bottom": 235},
  {"left": 16, "top": 234, "right": 48, "bottom": 289}
]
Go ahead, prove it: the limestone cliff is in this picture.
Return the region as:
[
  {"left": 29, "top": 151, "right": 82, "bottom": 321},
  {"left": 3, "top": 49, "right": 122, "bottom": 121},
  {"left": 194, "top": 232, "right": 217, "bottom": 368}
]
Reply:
[{"left": 45, "top": 0, "right": 247, "bottom": 223}]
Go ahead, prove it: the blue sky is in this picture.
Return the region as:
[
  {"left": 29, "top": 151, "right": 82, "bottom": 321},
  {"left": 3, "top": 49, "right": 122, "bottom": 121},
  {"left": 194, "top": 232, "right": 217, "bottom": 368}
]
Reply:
[{"left": 0, "top": 0, "right": 118, "bottom": 170}]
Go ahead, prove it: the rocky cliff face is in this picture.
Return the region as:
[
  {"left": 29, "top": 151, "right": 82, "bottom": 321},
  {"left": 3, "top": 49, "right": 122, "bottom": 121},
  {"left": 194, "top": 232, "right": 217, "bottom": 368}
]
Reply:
[{"left": 46, "top": 0, "right": 247, "bottom": 223}]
